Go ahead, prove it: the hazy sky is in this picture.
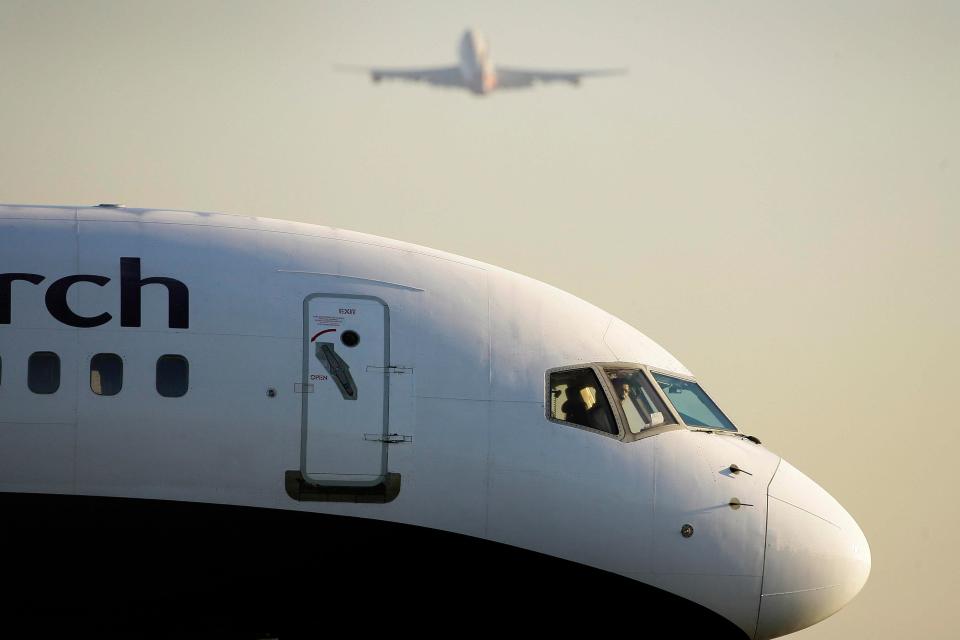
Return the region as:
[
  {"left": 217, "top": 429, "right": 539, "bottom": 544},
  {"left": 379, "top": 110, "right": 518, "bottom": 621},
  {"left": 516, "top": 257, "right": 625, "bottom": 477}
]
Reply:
[{"left": 1, "top": 2, "right": 958, "bottom": 637}]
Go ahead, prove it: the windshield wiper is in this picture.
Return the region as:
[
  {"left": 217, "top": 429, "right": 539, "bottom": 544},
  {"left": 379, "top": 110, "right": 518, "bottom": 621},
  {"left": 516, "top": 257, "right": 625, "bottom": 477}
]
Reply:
[{"left": 690, "top": 428, "right": 761, "bottom": 445}]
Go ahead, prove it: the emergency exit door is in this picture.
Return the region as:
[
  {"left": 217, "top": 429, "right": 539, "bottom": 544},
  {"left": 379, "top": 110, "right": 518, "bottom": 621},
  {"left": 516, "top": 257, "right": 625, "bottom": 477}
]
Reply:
[{"left": 301, "top": 294, "right": 389, "bottom": 486}]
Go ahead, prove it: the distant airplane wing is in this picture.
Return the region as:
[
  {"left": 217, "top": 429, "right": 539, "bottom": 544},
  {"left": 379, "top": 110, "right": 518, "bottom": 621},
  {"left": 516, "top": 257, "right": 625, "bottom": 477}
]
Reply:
[
  {"left": 336, "top": 65, "right": 465, "bottom": 88},
  {"left": 494, "top": 66, "right": 626, "bottom": 89}
]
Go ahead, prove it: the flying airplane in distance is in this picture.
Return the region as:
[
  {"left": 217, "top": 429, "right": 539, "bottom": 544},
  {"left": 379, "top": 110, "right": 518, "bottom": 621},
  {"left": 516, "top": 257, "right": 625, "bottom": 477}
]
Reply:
[
  {"left": 337, "top": 28, "right": 626, "bottom": 95},
  {"left": 0, "top": 204, "right": 869, "bottom": 636}
]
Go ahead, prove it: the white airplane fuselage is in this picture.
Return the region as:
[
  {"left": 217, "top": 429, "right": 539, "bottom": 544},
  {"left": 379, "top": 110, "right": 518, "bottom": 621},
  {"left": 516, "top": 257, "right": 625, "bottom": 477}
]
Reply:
[
  {"left": 0, "top": 205, "right": 870, "bottom": 636},
  {"left": 357, "top": 28, "right": 621, "bottom": 94},
  {"left": 458, "top": 29, "right": 497, "bottom": 95}
]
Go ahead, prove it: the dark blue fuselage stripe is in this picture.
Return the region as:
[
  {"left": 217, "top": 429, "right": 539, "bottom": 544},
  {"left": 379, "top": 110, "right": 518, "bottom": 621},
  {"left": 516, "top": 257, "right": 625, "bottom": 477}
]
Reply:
[{"left": 1, "top": 492, "right": 748, "bottom": 637}]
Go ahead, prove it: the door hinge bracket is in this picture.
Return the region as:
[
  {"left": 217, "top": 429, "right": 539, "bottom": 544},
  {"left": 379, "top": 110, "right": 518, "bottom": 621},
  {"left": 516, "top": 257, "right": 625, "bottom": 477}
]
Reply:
[
  {"left": 363, "top": 433, "right": 412, "bottom": 444},
  {"left": 366, "top": 365, "right": 413, "bottom": 374}
]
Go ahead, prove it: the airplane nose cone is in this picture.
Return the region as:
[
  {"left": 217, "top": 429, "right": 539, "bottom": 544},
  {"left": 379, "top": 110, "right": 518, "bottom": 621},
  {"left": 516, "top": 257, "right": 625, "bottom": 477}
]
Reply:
[{"left": 756, "top": 460, "right": 871, "bottom": 640}]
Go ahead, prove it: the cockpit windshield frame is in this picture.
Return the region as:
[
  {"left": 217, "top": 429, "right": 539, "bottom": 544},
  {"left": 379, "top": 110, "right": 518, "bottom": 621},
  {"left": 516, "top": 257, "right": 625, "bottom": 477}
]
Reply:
[
  {"left": 545, "top": 363, "right": 626, "bottom": 440},
  {"left": 546, "top": 363, "right": 688, "bottom": 442},
  {"left": 545, "top": 363, "right": 738, "bottom": 441},
  {"left": 647, "top": 368, "right": 738, "bottom": 432}
]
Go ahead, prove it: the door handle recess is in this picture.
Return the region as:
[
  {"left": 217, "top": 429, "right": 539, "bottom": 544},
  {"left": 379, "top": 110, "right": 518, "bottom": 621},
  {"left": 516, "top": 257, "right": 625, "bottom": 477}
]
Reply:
[{"left": 315, "top": 341, "right": 358, "bottom": 400}]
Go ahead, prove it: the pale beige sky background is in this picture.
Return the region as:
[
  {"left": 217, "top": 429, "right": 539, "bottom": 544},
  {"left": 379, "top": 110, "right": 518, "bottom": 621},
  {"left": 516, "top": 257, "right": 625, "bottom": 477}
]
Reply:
[{"left": 1, "top": 1, "right": 957, "bottom": 637}]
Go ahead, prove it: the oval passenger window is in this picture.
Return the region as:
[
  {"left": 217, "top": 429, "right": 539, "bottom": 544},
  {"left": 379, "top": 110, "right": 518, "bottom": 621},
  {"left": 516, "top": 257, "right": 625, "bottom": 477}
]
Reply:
[
  {"left": 28, "top": 351, "right": 60, "bottom": 395},
  {"left": 157, "top": 355, "right": 189, "bottom": 398}
]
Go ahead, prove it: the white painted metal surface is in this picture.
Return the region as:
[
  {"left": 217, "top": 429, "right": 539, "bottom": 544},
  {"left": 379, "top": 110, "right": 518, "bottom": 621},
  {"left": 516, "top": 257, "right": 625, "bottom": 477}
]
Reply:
[
  {"left": 756, "top": 460, "right": 872, "bottom": 639},
  {"left": 303, "top": 295, "right": 388, "bottom": 484},
  {"left": 0, "top": 204, "right": 870, "bottom": 637}
]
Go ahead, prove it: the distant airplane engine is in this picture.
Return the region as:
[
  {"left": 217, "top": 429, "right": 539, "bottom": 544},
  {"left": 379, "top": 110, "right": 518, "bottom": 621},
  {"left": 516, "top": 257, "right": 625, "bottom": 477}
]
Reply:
[{"left": 481, "top": 58, "right": 497, "bottom": 94}]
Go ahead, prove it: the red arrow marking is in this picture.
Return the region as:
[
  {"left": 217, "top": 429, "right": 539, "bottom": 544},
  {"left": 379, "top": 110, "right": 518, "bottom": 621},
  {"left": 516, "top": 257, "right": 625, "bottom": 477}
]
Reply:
[{"left": 311, "top": 328, "right": 337, "bottom": 342}]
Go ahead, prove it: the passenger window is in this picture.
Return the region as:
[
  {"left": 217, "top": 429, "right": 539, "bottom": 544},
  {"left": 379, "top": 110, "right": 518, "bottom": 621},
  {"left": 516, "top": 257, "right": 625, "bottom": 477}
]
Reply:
[
  {"left": 157, "top": 355, "right": 188, "bottom": 398},
  {"left": 28, "top": 351, "right": 60, "bottom": 394},
  {"left": 549, "top": 368, "right": 618, "bottom": 435},
  {"left": 604, "top": 368, "right": 675, "bottom": 434},
  {"left": 90, "top": 353, "right": 123, "bottom": 396}
]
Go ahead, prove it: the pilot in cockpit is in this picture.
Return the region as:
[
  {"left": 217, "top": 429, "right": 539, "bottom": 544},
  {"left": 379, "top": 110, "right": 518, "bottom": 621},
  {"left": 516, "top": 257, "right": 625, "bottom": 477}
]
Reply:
[
  {"left": 557, "top": 376, "right": 618, "bottom": 435},
  {"left": 585, "top": 383, "right": 618, "bottom": 435},
  {"left": 561, "top": 384, "right": 590, "bottom": 427},
  {"left": 608, "top": 374, "right": 647, "bottom": 434}
]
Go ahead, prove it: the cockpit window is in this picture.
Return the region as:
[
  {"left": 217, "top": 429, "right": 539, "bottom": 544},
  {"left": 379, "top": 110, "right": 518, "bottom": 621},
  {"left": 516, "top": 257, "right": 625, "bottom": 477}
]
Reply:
[
  {"left": 549, "top": 368, "right": 618, "bottom": 435},
  {"left": 651, "top": 373, "right": 737, "bottom": 431},
  {"left": 603, "top": 368, "right": 675, "bottom": 433}
]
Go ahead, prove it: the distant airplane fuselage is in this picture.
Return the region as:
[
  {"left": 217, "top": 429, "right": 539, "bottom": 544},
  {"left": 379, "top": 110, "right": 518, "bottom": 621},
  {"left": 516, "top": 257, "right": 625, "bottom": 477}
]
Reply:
[
  {"left": 456, "top": 30, "right": 497, "bottom": 95},
  {"left": 353, "top": 29, "right": 625, "bottom": 95}
]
